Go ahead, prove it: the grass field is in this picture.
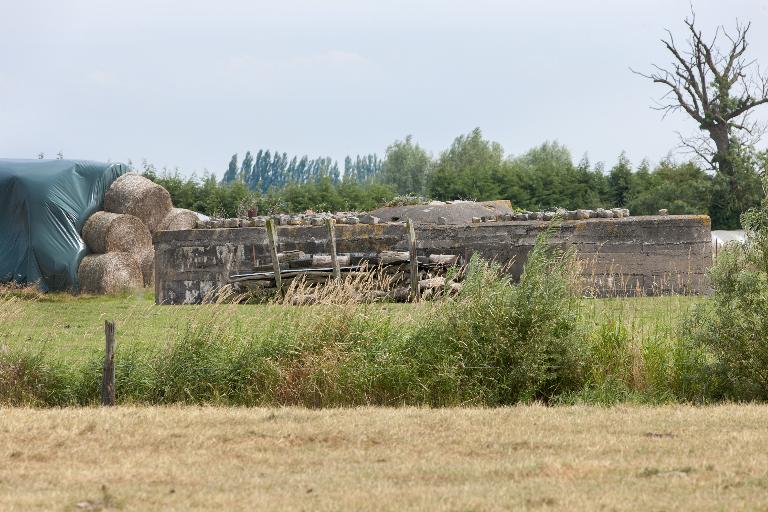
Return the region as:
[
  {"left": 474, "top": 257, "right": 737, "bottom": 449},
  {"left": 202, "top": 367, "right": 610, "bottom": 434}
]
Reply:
[
  {"left": 1, "top": 286, "right": 709, "bottom": 406},
  {"left": 1, "top": 289, "right": 700, "bottom": 363},
  {"left": 2, "top": 404, "right": 767, "bottom": 511},
  {"left": 1, "top": 290, "right": 426, "bottom": 363}
]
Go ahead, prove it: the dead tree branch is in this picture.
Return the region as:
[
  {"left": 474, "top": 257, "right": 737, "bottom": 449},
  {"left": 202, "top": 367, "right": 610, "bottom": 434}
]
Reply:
[{"left": 633, "top": 12, "right": 768, "bottom": 170}]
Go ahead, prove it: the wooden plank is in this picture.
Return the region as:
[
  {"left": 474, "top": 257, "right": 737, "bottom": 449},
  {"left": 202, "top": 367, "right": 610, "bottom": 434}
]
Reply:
[
  {"left": 102, "top": 320, "right": 116, "bottom": 406},
  {"left": 406, "top": 219, "right": 419, "bottom": 302},
  {"left": 231, "top": 267, "right": 364, "bottom": 282},
  {"left": 379, "top": 251, "right": 410, "bottom": 264},
  {"left": 266, "top": 218, "right": 282, "bottom": 295},
  {"left": 313, "top": 254, "right": 350, "bottom": 268},
  {"left": 428, "top": 254, "right": 459, "bottom": 266},
  {"left": 325, "top": 218, "right": 341, "bottom": 280},
  {"left": 230, "top": 261, "right": 450, "bottom": 284}
]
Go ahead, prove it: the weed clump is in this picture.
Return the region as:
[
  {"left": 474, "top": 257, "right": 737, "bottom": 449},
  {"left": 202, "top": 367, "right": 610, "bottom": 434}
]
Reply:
[
  {"left": 0, "top": 345, "right": 76, "bottom": 406},
  {"left": 406, "top": 235, "right": 585, "bottom": 405}
]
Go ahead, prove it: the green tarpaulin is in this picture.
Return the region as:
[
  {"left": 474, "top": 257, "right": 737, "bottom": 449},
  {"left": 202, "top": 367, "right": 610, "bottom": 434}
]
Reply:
[{"left": 0, "top": 159, "right": 128, "bottom": 291}]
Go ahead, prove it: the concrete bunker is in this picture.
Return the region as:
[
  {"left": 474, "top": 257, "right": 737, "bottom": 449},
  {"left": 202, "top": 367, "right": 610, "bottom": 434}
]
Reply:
[{"left": 153, "top": 215, "right": 712, "bottom": 304}]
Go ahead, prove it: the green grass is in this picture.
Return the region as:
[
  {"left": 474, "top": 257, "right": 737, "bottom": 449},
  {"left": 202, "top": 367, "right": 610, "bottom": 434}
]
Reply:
[
  {"left": 4, "top": 292, "right": 700, "bottom": 361},
  {"left": 581, "top": 295, "right": 702, "bottom": 338},
  {"left": 1, "top": 290, "right": 426, "bottom": 364}
]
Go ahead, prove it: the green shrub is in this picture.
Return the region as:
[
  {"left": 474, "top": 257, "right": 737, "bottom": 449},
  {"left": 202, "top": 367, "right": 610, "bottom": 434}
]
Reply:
[
  {"left": 685, "top": 244, "right": 768, "bottom": 400},
  {"left": 685, "top": 179, "right": 768, "bottom": 401},
  {"left": 406, "top": 232, "right": 586, "bottom": 405}
]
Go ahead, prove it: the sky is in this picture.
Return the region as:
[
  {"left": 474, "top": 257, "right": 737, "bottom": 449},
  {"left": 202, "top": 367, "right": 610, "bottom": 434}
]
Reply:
[{"left": 2, "top": 0, "right": 768, "bottom": 178}]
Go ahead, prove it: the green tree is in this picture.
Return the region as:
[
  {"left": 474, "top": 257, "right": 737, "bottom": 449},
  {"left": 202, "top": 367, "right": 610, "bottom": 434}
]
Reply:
[
  {"left": 608, "top": 153, "right": 633, "bottom": 207},
  {"left": 428, "top": 128, "right": 504, "bottom": 200},
  {"left": 380, "top": 135, "right": 432, "bottom": 195},
  {"left": 627, "top": 160, "right": 713, "bottom": 216},
  {"left": 240, "top": 151, "right": 253, "bottom": 183},
  {"left": 572, "top": 155, "right": 611, "bottom": 208},
  {"left": 709, "top": 146, "right": 764, "bottom": 228},
  {"left": 223, "top": 154, "right": 238, "bottom": 184},
  {"left": 501, "top": 143, "right": 609, "bottom": 210}
]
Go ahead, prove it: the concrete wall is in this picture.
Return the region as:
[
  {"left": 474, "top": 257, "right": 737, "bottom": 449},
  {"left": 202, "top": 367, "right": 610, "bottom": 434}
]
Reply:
[{"left": 153, "top": 215, "right": 712, "bottom": 304}]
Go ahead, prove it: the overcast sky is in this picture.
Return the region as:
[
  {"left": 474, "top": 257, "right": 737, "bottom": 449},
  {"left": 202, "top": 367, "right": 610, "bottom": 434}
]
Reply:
[{"left": 2, "top": 0, "right": 768, "bottom": 178}]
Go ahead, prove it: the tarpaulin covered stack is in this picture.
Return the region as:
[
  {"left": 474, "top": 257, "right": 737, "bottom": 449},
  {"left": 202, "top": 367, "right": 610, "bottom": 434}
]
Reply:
[{"left": 0, "top": 159, "right": 128, "bottom": 291}]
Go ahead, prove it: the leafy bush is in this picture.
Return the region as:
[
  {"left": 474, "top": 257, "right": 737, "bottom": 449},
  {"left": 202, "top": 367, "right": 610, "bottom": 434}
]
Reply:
[
  {"left": 407, "top": 233, "right": 586, "bottom": 405},
  {"left": 558, "top": 314, "right": 708, "bottom": 405},
  {"left": 686, "top": 178, "right": 768, "bottom": 400}
]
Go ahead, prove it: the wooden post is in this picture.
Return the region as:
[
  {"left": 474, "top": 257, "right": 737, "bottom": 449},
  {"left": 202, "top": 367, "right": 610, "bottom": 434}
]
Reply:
[
  {"left": 266, "top": 218, "right": 282, "bottom": 295},
  {"left": 406, "top": 219, "right": 419, "bottom": 302},
  {"left": 326, "top": 218, "right": 341, "bottom": 280},
  {"left": 102, "top": 320, "right": 116, "bottom": 406}
]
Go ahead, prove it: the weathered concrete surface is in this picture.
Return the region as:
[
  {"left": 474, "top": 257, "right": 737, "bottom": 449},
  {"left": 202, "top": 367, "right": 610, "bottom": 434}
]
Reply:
[
  {"left": 154, "top": 215, "right": 712, "bottom": 304},
  {"left": 371, "top": 200, "right": 515, "bottom": 224}
]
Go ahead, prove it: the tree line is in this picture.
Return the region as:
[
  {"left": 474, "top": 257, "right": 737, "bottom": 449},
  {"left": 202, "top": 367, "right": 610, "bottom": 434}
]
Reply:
[
  {"left": 140, "top": 126, "right": 764, "bottom": 229},
  {"left": 221, "top": 150, "right": 382, "bottom": 193}
]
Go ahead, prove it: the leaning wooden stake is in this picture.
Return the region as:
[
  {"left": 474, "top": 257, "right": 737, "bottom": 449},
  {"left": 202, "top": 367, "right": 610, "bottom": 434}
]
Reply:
[
  {"left": 266, "top": 218, "right": 282, "bottom": 295},
  {"left": 325, "top": 218, "right": 341, "bottom": 280},
  {"left": 102, "top": 320, "right": 116, "bottom": 406},
  {"left": 406, "top": 218, "right": 419, "bottom": 302}
]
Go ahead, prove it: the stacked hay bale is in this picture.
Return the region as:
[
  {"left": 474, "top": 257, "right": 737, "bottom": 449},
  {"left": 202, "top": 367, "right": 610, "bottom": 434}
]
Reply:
[
  {"left": 158, "top": 208, "right": 199, "bottom": 231},
  {"left": 104, "top": 173, "right": 174, "bottom": 233},
  {"left": 78, "top": 172, "right": 197, "bottom": 294},
  {"left": 80, "top": 212, "right": 155, "bottom": 293},
  {"left": 78, "top": 253, "right": 145, "bottom": 295}
]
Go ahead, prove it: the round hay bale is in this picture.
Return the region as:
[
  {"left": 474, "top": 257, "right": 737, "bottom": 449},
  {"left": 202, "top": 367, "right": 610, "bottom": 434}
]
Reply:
[
  {"left": 82, "top": 211, "right": 152, "bottom": 254},
  {"left": 104, "top": 173, "right": 173, "bottom": 233},
  {"left": 158, "top": 208, "right": 198, "bottom": 231},
  {"left": 77, "top": 253, "right": 143, "bottom": 295}
]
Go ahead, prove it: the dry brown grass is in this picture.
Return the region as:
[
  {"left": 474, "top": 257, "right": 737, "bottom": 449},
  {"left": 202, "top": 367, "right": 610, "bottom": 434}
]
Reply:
[
  {"left": 278, "top": 262, "right": 399, "bottom": 306},
  {"left": 1, "top": 405, "right": 768, "bottom": 511}
]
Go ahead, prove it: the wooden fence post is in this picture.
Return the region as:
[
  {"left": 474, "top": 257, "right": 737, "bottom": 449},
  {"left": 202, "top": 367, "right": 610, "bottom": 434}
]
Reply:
[
  {"left": 102, "top": 320, "right": 116, "bottom": 406},
  {"left": 325, "top": 218, "right": 341, "bottom": 280},
  {"left": 266, "top": 218, "right": 282, "bottom": 295},
  {"left": 406, "top": 219, "right": 420, "bottom": 302}
]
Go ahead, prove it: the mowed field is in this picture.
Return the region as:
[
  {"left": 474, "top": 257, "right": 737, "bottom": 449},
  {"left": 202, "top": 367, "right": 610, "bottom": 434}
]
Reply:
[{"left": 2, "top": 405, "right": 768, "bottom": 511}]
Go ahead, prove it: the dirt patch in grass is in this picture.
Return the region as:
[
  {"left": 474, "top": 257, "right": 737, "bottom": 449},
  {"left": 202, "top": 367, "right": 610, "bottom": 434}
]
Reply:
[{"left": 1, "top": 405, "right": 767, "bottom": 511}]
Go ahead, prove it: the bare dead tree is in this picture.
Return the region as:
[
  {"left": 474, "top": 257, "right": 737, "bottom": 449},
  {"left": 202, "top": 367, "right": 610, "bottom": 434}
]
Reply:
[{"left": 633, "top": 13, "right": 768, "bottom": 175}]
